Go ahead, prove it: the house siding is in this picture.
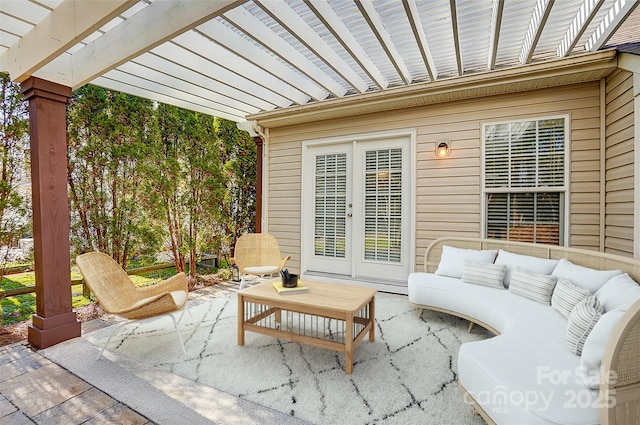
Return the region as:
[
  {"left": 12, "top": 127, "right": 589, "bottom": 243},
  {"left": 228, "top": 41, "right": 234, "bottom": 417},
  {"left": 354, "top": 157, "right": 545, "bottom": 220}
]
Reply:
[
  {"left": 266, "top": 82, "right": 604, "bottom": 273},
  {"left": 605, "top": 69, "right": 635, "bottom": 257}
]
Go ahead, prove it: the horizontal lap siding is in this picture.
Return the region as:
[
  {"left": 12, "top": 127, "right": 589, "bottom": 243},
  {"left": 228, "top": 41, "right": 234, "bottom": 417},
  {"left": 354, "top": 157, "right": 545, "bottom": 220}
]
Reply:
[
  {"left": 266, "top": 82, "right": 602, "bottom": 272},
  {"left": 605, "top": 69, "right": 635, "bottom": 257}
]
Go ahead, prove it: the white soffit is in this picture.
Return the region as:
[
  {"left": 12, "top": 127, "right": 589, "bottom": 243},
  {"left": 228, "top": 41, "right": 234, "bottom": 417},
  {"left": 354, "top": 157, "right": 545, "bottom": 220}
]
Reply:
[{"left": 1, "top": 0, "right": 639, "bottom": 123}]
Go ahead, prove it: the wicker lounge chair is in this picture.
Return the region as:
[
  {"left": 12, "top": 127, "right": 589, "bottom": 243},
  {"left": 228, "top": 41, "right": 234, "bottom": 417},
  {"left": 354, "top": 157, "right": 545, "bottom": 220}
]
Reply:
[
  {"left": 76, "top": 252, "right": 189, "bottom": 359},
  {"left": 232, "top": 233, "right": 291, "bottom": 290}
]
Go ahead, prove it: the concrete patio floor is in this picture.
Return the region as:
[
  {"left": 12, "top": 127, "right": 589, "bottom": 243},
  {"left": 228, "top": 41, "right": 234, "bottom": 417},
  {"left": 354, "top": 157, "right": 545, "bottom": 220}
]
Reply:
[{"left": 0, "top": 279, "right": 308, "bottom": 425}]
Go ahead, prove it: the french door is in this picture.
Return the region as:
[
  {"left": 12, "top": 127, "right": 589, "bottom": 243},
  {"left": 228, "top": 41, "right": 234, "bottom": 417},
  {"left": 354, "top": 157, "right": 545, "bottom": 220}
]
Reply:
[{"left": 302, "top": 137, "right": 411, "bottom": 283}]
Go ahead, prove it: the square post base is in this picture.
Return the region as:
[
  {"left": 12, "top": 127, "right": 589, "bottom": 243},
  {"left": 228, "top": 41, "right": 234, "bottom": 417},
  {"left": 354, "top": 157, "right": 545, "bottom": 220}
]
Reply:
[{"left": 28, "top": 312, "right": 81, "bottom": 349}]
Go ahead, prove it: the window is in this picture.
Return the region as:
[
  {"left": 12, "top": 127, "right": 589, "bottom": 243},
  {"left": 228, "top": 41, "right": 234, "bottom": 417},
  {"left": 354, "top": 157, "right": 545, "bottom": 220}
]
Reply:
[{"left": 483, "top": 117, "right": 567, "bottom": 245}]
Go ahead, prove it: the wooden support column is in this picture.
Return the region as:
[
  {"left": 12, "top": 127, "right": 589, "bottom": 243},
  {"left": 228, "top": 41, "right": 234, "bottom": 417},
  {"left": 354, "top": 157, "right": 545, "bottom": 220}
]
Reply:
[
  {"left": 21, "top": 77, "right": 81, "bottom": 349},
  {"left": 254, "top": 136, "right": 263, "bottom": 233}
]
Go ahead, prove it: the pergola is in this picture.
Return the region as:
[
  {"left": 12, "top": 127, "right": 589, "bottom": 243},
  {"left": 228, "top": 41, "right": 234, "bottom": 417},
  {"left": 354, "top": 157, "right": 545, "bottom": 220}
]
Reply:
[{"left": 0, "top": 0, "right": 639, "bottom": 348}]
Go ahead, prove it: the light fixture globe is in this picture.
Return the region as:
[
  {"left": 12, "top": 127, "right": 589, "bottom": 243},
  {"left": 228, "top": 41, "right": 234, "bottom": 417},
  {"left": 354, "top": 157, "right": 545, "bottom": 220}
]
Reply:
[{"left": 435, "top": 141, "right": 450, "bottom": 158}]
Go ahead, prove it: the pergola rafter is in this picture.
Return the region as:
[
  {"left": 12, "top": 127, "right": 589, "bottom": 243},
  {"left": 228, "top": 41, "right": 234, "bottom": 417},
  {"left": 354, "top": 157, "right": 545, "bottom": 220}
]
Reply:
[
  {"left": 196, "top": 19, "right": 328, "bottom": 101},
  {"left": 488, "top": 0, "right": 505, "bottom": 70},
  {"left": 355, "top": 0, "right": 413, "bottom": 85},
  {"left": 254, "top": 0, "right": 368, "bottom": 94},
  {"left": 222, "top": 5, "right": 347, "bottom": 98},
  {"left": 585, "top": 0, "right": 639, "bottom": 51},
  {"left": 520, "top": 0, "right": 556, "bottom": 64},
  {"left": 402, "top": 0, "right": 438, "bottom": 81},
  {"left": 557, "top": 0, "right": 606, "bottom": 57},
  {"left": 304, "top": 0, "right": 389, "bottom": 90}
]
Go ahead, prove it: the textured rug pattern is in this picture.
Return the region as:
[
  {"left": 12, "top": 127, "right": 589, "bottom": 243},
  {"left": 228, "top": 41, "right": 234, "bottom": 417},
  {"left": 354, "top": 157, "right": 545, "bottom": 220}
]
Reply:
[{"left": 87, "top": 295, "right": 488, "bottom": 425}]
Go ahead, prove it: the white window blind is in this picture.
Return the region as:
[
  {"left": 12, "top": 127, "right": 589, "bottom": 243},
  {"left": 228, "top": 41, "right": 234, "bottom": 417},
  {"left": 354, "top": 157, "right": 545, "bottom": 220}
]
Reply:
[
  {"left": 364, "top": 148, "right": 402, "bottom": 262},
  {"left": 484, "top": 118, "right": 566, "bottom": 245},
  {"left": 314, "top": 153, "right": 347, "bottom": 258}
]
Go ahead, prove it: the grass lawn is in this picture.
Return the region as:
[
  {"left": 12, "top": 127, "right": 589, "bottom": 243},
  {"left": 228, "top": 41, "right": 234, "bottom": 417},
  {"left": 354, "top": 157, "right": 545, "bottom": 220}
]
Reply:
[
  {"left": 1, "top": 270, "right": 93, "bottom": 325},
  {"left": 0, "top": 262, "right": 206, "bottom": 326}
]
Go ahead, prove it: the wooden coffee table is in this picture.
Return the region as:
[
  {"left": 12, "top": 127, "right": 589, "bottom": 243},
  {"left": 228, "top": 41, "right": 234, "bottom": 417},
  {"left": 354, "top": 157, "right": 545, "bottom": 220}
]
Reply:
[{"left": 238, "top": 279, "right": 376, "bottom": 374}]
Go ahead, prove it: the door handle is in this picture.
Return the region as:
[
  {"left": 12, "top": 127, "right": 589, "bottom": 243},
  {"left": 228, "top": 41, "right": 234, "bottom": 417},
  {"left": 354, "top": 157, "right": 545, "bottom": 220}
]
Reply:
[{"left": 347, "top": 213, "right": 352, "bottom": 217}]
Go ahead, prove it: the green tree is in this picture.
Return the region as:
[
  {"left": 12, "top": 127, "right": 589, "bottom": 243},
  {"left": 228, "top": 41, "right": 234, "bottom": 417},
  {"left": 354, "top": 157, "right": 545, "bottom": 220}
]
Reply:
[
  {"left": 214, "top": 118, "right": 256, "bottom": 264},
  {"left": 148, "top": 104, "right": 224, "bottom": 280},
  {"left": 67, "top": 85, "right": 160, "bottom": 268},
  {"left": 0, "top": 72, "right": 30, "bottom": 268}
]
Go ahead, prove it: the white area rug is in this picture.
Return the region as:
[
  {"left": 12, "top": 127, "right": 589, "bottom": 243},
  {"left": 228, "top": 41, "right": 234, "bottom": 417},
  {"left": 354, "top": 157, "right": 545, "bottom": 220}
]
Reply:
[{"left": 86, "top": 294, "right": 489, "bottom": 425}]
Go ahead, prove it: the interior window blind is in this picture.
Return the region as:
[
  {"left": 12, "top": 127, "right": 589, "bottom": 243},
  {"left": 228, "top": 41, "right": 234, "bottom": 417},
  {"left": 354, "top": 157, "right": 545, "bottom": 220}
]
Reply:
[
  {"left": 484, "top": 118, "right": 565, "bottom": 245},
  {"left": 364, "top": 148, "right": 402, "bottom": 263},
  {"left": 314, "top": 153, "right": 347, "bottom": 258}
]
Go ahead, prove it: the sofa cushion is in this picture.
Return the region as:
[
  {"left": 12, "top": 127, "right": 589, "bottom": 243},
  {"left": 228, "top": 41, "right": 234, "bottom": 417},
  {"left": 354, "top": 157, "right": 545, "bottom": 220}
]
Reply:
[
  {"left": 594, "top": 273, "right": 640, "bottom": 312},
  {"left": 509, "top": 268, "right": 557, "bottom": 304},
  {"left": 551, "top": 258, "right": 621, "bottom": 293},
  {"left": 462, "top": 261, "right": 506, "bottom": 289},
  {"left": 434, "top": 245, "right": 497, "bottom": 279},
  {"left": 567, "top": 295, "right": 603, "bottom": 355},
  {"left": 408, "top": 273, "right": 512, "bottom": 334},
  {"left": 410, "top": 269, "right": 602, "bottom": 425},
  {"left": 494, "top": 250, "right": 558, "bottom": 288},
  {"left": 580, "top": 305, "right": 630, "bottom": 389},
  {"left": 458, "top": 309, "right": 599, "bottom": 425},
  {"left": 551, "top": 278, "right": 590, "bottom": 319}
]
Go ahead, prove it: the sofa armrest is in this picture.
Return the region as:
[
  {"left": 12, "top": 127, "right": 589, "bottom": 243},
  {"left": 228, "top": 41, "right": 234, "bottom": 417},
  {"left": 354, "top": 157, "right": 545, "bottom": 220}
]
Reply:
[{"left": 600, "top": 298, "right": 640, "bottom": 425}]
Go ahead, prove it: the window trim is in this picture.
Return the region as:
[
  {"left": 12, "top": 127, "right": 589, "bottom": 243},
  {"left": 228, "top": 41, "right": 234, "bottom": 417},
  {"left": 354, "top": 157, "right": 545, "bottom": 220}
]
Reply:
[{"left": 480, "top": 114, "right": 570, "bottom": 245}]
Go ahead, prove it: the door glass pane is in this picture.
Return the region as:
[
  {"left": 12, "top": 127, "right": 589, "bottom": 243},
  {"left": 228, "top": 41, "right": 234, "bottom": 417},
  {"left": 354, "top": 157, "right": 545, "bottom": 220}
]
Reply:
[
  {"left": 364, "top": 148, "right": 402, "bottom": 263},
  {"left": 314, "top": 153, "right": 346, "bottom": 258}
]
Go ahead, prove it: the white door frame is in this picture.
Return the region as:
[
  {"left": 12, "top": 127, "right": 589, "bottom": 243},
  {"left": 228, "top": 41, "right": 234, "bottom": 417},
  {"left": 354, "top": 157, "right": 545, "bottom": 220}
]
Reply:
[{"left": 300, "top": 129, "right": 416, "bottom": 284}]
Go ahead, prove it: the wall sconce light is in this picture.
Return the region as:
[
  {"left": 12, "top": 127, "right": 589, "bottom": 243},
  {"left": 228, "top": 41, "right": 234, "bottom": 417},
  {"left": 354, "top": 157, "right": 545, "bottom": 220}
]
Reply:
[{"left": 435, "top": 141, "right": 451, "bottom": 158}]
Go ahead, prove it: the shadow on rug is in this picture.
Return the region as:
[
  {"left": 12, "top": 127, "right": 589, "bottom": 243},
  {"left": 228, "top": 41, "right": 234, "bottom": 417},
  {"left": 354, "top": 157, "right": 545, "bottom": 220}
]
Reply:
[{"left": 85, "top": 295, "right": 489, "bottom": 425}]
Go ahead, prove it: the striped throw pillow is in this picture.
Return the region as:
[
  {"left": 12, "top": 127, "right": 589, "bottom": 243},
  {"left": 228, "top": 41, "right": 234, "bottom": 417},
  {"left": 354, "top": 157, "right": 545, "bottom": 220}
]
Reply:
[
  {"left": 462, "top": 261, "right": 506, "bottom": 289},
  {"left": 551, "top": 278, "right": 590, "bottom": 318},
  {"left": 567, "top": 295, "right": 603, "bottom": 355},
  {"left": 509, "top": 268, "right": 558, "bottom": 304}
]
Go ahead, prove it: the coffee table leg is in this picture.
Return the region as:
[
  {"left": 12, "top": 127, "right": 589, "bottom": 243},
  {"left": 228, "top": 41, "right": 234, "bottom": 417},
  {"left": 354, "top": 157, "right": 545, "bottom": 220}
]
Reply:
[
  {"left": 238, "top": 295, "right": 245, "bottom": 346},
  {"left": 345, "top": 315, "right": 354, "bottom": 374},
  {"left": 369, "top": 297, "right": 375, "bottom": 342}
]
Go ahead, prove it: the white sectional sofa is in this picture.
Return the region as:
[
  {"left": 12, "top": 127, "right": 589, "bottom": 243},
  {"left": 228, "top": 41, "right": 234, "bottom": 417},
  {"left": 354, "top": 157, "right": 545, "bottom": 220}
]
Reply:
[{"left": 408, "top": 237, "right": 640, "bottom": 425}]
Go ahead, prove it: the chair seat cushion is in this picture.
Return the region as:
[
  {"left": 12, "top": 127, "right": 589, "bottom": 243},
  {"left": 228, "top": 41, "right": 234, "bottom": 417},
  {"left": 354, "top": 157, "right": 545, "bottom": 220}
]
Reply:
[
  {"left": 170, "top": 290, "right": 188, "bottom": 308},
  {"left": 244, "top": 265, "right": 279, "bottom": 275}
]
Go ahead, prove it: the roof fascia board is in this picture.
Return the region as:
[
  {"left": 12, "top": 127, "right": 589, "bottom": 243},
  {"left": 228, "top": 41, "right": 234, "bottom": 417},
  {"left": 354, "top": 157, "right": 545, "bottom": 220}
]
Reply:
[
  {"left": 4, "top": 0, "right": 136, "bottom": 83},
  {"left": 249, "top": 50, "right": 618, "bottom": 128},
  {"left": 618, "top": 52, "right": 640, "bottom": 74}
]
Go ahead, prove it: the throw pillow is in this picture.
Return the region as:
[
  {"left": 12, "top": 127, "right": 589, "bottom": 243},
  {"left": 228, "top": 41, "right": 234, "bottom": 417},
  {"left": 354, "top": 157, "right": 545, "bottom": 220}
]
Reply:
[
  {"left": 567, "top": 295, "right": 603, "bottom": 355},
  {"left": 551, "top": 258, "right": 621, "bottom": 293},
  {"left": 594, "top": 273, "right": 640, "bottom": 312},
  {"left": 494, "top": 250, "right": 558, "bottom": 288},
  {"left": 462, "top": 261, "right": 506, "bottom": 289},
  {"left": 580, "top": 306, "right": 629, "bottom": 389},
  {"left": 434, "top": 245, "right": 497, "bottom": 279},
  {"left": 509, "top": 268, "right": 558, "bottom": 304},
  {"left": 551, "top": 278, "right": 590, "bottom": 319}
]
